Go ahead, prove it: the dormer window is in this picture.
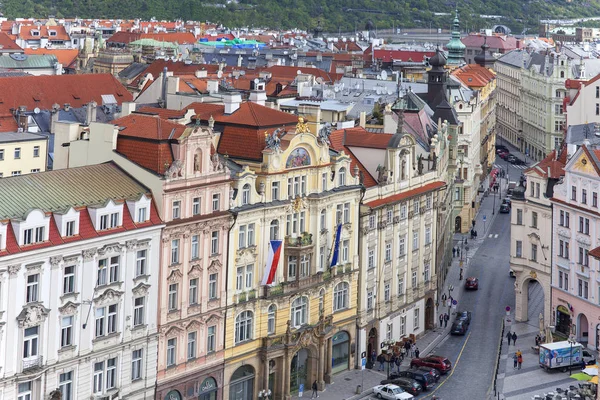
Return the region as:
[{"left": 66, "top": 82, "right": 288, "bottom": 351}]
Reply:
[
  {"left": 99, "top": 212, "right": 119, "bottom": 230},
  {"left": 31, "top": 30, "right": 40, "bottom": 37},
  {"left": 242, "top": 184, "right": 251, "bottom": 205},
  {"left": 23, "top": 226, "right": 44, "bottom": 245},
  {"left": 65, "top": 220, "right": 75, "bottom": 237},
  {"left": 137, "top": 207, "right": 147, "bottom": 223},
  {"left": 49, "top": 30, "right": 57, "bottom": 36}
]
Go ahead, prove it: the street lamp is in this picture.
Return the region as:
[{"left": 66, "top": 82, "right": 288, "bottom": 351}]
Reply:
[
  {"left": 567, "top": 334, "right": 576, "bottom": 375},
  {"left": 258, "top": 389, "right": 272, "bottom": 400}
]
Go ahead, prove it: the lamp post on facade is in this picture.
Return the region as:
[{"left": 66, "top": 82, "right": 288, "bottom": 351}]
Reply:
[{"left": 567, "top": 334, "right": 576, "bottom": 375}]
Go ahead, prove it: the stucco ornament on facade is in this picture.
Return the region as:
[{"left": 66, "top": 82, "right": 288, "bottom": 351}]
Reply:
[
  {"left": 17, "top": 303, "right": 49, "bottom": 328},
  {"left": 93, "top": 288, "right": 123, "bottom": 305},
  {"left": 7, "top": 264, "right": 21, "bottom": 276},
  {"left": 83, "top": 247, "right": 97, "bottom": 261}
]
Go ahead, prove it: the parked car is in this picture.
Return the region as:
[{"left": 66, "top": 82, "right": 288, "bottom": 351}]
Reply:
[
  {"left": 415, "top": 367, "right": 441, "bottom": 382},
  {"left": 499, "top": 203, "right": 510, "bottom": 213},
  {"left": 372, "top": 384, "right": 414, "bottom": 399},
  {"left": 495, "top": 144, "right": 508, "bottom": 151},
  {"left": 507, "top": 154, "right": 517, "bottom": 162},
  {"left": 409, "top": 356, "right": 452, "bottom": 374},
  {"left": 380, "top": 377, "right": 422, "bottom": 396},
  {"left": 499, "top": 151, "right": 510, "bottom": 159},
  {"left": 451, "top": 319, "right": 469, "bottom": 335},
  {"left": 513, "top": 158, "right": 527, "bottom": 165},
  {"left": 389, "top": 370, "right": 436, "bottom": 390},
  {"left": 456, "top": 311, "right": 472, "bottom": 325},
  {"left": 465, "top": 277, "right": 479, "bottom": 290},
  {"left": 502, "top": 198, "right": 511, "bottom": 208}
]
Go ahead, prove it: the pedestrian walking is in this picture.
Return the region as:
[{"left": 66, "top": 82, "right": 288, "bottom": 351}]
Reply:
[
  {"left": 377, "top": 353, "right": 384, "bottom": 371},
  {"left": 513, "top": 353, "right": 518, "bottom": 369},
  {"left": 404, "top": 340, "right": 411, "bottom": 355},
  {"left": 456, "top": 247, "right": 460, "bottom": 257},
  {"left": 311, "top": 380, "right": 319, "bottom": 398},
  {"left": 415, "top": 347, "right": 420, "bottom": 358},
  {"left": 452, "top": 247, "right": 456, "bottom": 257},
  {"left": 506, "top": 331, "right": 512, "bottom": 345},
  {"left": 371, "top": 350, "right": 376, "bottom": 365},
  {"left": 517, "top": 353, "right": 523, "bottom": 370},
  {"left": 439, "top": 313, "right": 444, "bottom": 328},
  {"left": 410, "top": 343, "right": 416, "bottom": 358},
  {"left": 512, "top": 332, "right": 518, "bottom": 345},
  {"left": 444, "top": 313, "right": 449, "bottom": 328},
  {"left": 395, "top": 355, "right": 402, "bottom": 371}
]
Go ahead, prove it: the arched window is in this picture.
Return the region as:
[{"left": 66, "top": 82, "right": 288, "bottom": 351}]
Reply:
[
  {"left": 269, "top": 220, "right": 279, "bottom": 240},
  {"left": 333, "top": 282, "right": 349, "bottom": 311},
  {"left": 235, "top": 311, "right": 253, "bottom": 344},
  {"left": 267, "top": 305, "right": 276, "bottom": 335},
  {"left": 319, "top": 288, "right": 325, "bottom": 314},
  {"left": 339, "top": 167, "right": 346, "bottom": 186},
  {"left": 242, "top": 184, "right": 251, "bottom": 205},
  {"left": 291, "top": 296, "right": 308, "bottom": 328}
]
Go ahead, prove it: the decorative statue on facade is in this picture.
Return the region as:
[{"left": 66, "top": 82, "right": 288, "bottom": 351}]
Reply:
[
  {"left": 296, "top": 117, "right": 311, "bottom": 134},
  {"left": 431, "top": 151, "right": 438, "bottom": 170},
  {"left": 376, "top": 164, "right": 388, "bottom": 184},
  {"left": 317, "top": 122, "right": 333, "bottom": 145},
  {"left": 265, "top": 128, "right": 283, "bottom": 151},
  {"left": 211, "top": 152, "right": 224, "bottom": 172},
  {"left": 417, "top": 154, "right": 424, "bottom": 175},
  {"left": 194, "top": 153, "right": 201, "bottom": 172}
]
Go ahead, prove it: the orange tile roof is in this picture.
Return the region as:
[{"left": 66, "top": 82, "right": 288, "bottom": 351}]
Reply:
[
  {"left": 526, "top": 147, "right": 566, "bottom": 179},
  {"left": 19, "top": 25, "right": 70, "bottom": 41},
  {"left": 113, "top": 113, "right": 186, "bottom": 140},
  {"left": 365, "top": 181, "right": 447, "bottom": 208},
  {"left": 136, "top": 106, "right": 187, "bottom": 119},
  {"left": 188, "top": 101, "right": 298, "bottom": 127},
  {"left": 24, "top": 48, "right": 78, "bottom": 67},
  {"left": 141, "top": 32, "right": 197, "bottom": 44},
  {"left": 590, "top": 245, "right": 600, "bottom": 260},
  {"left": 329, "top": 127, "right": 381, "bottom": 187},
  {"left": 451, "top": 64, "right": 496, "bottom": 88},
  {"left": 0, "top": 32, "right": 22, "bottom": 51}
]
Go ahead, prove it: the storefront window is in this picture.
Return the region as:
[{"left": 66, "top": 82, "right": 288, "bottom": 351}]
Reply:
[
  {"left": 230, "top": 365, "right": 254, "bottom": 400},
  {"left": 331, "top": 331, "right": 350, "bottom": 374},
  {"left": 199, "top": 377, "right": 218, "bottom": 400},
  {"left": 556, "top": 305, "right": 571, "bottom": 335}
]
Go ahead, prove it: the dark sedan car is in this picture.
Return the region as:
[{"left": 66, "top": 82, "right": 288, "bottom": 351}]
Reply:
[
  {"left": 456, "top": 310, "right": 472, "bottom": 324},
  {"left": 465, "top": 277, "right": 479, "bottom": 290},
  {"left": 380, "top": 377, "right": 423, "bottom": 396},
  {"left": 415, "top": 367, "right": 441, "bottom": 382},
  {"left": 389, "top": 371, "right": 436, "bottom": 391},
  {"left": 451, "top": 320, "right": 469, "bottom": 335},
  {"left": 500, "top": 204, "right": 510, "bottom": 213}
]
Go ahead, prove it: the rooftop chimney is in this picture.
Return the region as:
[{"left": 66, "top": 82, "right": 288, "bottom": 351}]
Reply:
[
  {"left": 85, "top": 101, "right": 98, "bottom": 125},
  {"left": 223, "top": 93, "right": 242, "bottom": 114},
  {"left": 64, "top": 103, "right": 71, "bottom": 112}
]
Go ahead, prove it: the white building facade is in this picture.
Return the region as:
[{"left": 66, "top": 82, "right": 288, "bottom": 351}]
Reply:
[{"left": 0, "top": 163, "right": 163, "bottom": 400}]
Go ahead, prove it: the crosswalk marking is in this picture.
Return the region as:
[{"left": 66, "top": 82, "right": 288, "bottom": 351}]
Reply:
[
  {"left": 494, "top": 164, "right": 528, "bottom": 170},
  {"left": 495, "top": 234, "right": 498, "bottom": 238},
  {"left": 487, "top": 233, "right": 500, "bottom": 239},
  {"left": 489, "top": 234, "right": 493, "bottom": 238}
]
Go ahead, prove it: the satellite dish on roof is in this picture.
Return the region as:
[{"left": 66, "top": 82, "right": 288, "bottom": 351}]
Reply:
[
  {"left": 33, "top": 107, "right": 40, "bottom": 114},
  {"left": 377, "top": 74, "right": 382, "bottom": 80},
  {"left": 240, "top": 70, "right": 246, "bottom": 76},
  {"left": 254, "top": 78, "right": 260, "bottom": 85},
  {"left": 381, "top": 70, "right": 388, "bottom": 80},
  {"left": 217, "top": 70, "right": 223, "bottom": 78},
  {"left": 297, "top": 69, "right": 302, "bottom": 75},
  {"left": 376, "top": 87, "right": 381, "bottom": 95}
]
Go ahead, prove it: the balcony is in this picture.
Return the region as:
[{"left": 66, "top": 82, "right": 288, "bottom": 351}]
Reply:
[
  {"left": 235, "top": 290, "right": 257, "bottom": 303},
  {"left": 262, "top": 264, "right": 352, "bottom": 298},
  {"left": 22, "top": 356, "right": 43, "bottom": 372},
  {"left": 285, "top": 232, "right": 313, "bottom": 248}
]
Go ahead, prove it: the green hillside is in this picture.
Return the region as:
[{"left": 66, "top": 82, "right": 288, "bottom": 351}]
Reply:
[{"left": 2, "top": 0, "right": 599, "bottom": 33}]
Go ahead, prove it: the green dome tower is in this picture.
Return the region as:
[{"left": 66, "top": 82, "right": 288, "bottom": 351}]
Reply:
[{"left": 446, "top": 9, "right": 466, "bottom": 66}]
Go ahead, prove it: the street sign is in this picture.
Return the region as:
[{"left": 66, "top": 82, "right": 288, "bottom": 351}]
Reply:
[
  {"left": 505, "top": 306, "right": 511, "bottom": 312},
  {"left": 452, "top": 300, "right": 458, "bottom": 305},
  {"left": 361, "top": 358, "right": 366, "bottom": 370},
  {"left": 299, "top": 384, "right": 304, "bottom": 397},
  {"left": 483, "top": 215, "right": 487, "bottom": 221}
]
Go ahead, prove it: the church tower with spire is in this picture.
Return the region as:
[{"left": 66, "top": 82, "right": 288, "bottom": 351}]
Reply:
[{"left": 446, "top": 9, "right": 466, "bottom": 66}]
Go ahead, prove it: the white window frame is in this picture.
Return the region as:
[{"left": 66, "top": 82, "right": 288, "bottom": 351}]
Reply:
[
  {"left": 189, "top": 278, "right": 199, "bottom": 305},
  {"left": 168, "top": 283, "right": 178, "bottom": 311},
  {"left": 136, "top": 249, "right": 147, "bottom": 276},
  {"left": 167, "top": 338, "right": 177, "bottom": 366},
  {"left": 133, "top": 296, "right": 145, "bottom": 326},
  {"left": 61, "top": 316, "right": 73, "bottom": 347}
]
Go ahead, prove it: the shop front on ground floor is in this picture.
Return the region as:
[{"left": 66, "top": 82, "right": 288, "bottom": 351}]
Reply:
[{"left": 156, "top": 365, "right": 224, "bottom": 400}]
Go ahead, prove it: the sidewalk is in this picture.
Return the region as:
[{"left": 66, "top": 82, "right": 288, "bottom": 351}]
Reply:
[{"left": 294, "top": 176, "right": 504, "bottom": 400}]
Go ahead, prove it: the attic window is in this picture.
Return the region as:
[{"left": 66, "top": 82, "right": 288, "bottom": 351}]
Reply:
[
  {"left": 72, "top": 94, "right": 81, "bottom": 100},
  {"left": 31, "top": 30, "right": 40, "bottom": 36},
  {"left": 49, "top": 30, "right": 57, "bottom": 36},
  {"left": 116, "top": 91, "right": 124, "bottom": 97},
  {"left": 32, "top": 95, "right": 41, "bottom": 102}
]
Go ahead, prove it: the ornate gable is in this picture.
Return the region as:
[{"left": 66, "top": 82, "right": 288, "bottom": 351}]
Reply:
[{"left": 17, "top": 303, "right": 50, "bottom": 328}]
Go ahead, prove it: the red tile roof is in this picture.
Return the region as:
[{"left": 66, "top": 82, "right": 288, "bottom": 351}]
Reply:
[
  {"left": 106, "top": 31, "right": 142, "bottom": 44},
  {"left": 526, "top": 147, "right": 566, "bottom": 179},
  {"left": 333, "top": 41, "right": 363, "bottom": 52},
  {"left": 0, "top": 74, "right": 132, "bottom": 129},
  {"left": 142, "top": 32, "right": 197, "bottom": 44},
  {"left": 365, "top": 181, "right": 447, "bottom": 208},
  {"left": 460, "top": 34, "right": 519, "bottom": 50},
  {"left": 329, "top": 127, "right": 382, "bottom": 187},
  {"left": 136, "top": 106, "right": 187, "bottom": 119},
  {"left": 112, "top": 114, "right": 187, "bottom": 175},
  {"left": 590, "top": 245, "right": 600, "bottom": 260},
  {"left": 0, "top": 32, "right": 22, "bottom": 51},
  {"left": 189, "top": 101, "right": 298, "bottom": 127},
  {"left": 366, "top": 47, "right": 436, "bottom": 63}
]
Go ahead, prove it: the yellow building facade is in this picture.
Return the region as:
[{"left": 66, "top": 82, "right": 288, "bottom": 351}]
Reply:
[
  {"left": 222, "top": 124, "right": 362, "bottom": 400},
  {"left": 0, "top": 132, "right": 48, "bottom": 177}
]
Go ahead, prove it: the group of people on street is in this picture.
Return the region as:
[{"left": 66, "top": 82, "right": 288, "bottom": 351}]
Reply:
[
  {"left": 439, "top": 313, "right": 450, "bottom": 328},
  {"left": 452, "top": 247, "right": 461, "bottom": 258},
  {"left": 506, "top": 331, "right": 518, "bottom": 346},
  {"left": 513, "top": 350, "right": 523, "bottom": 370},
  {"left": 370, "top": 340, "right": 420, "bottom": 373}
]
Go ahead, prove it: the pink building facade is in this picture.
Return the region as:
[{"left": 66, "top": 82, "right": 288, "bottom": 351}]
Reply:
[
  {"left": 551, "top": 145, "right": 600, "bottom": 350},
  {"left": 154, "top": 125, "right": 231, "bottom": 400}
]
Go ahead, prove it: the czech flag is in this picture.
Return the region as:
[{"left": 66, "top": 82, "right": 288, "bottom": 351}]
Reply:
[{"left": 261, "top": 240, "right": 283, "bottom": 286}]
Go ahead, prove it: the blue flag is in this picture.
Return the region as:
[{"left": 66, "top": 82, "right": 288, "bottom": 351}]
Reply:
[{"left": 330, "top": 223, "right": 342, "bottom": 268}]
